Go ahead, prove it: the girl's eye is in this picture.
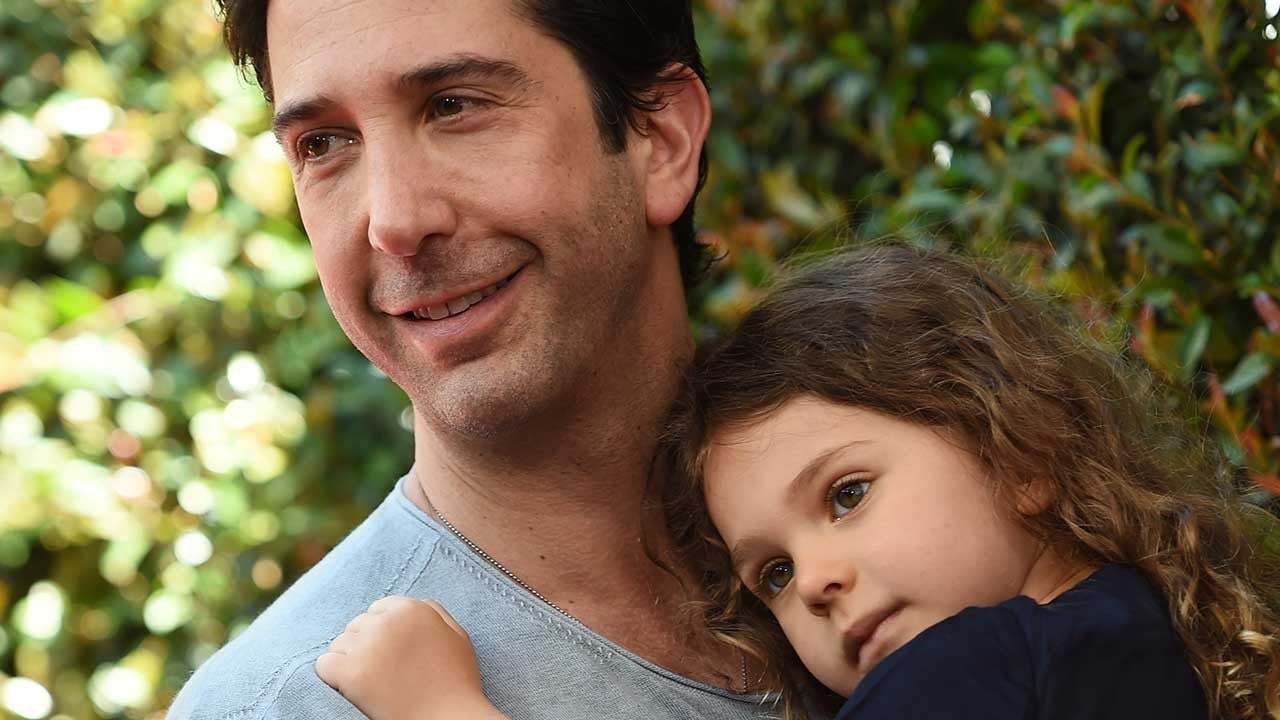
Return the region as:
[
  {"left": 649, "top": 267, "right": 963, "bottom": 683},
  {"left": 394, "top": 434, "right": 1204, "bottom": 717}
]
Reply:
[
  {"left": 297, "top": 134, "right": 353, "bottom": 162},
  {"left": 757, "top": 560, "right": 794, "bottom": 597},
  {"left": 829, "top": 475, "right": 871, "bottom": 518}
]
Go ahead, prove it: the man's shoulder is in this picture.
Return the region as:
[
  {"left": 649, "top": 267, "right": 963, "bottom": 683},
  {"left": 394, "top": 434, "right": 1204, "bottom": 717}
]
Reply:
[{"left": 166, "top": 486, "right": 445, "bottom": 720}]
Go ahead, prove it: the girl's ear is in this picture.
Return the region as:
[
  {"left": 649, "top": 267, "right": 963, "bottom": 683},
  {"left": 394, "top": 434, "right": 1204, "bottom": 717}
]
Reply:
[
  {"left": 1013, "top": 477, "right": 1055, "bottom": 516},
  {"left": 633, "top": 66, "right": 711, "bottom": 228}
]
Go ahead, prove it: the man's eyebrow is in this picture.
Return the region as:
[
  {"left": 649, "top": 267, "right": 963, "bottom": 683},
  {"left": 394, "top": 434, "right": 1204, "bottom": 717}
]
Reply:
[
  {"left": 397, "top": 54, "right": 535, "bottom": 93},
  {"left": 270, "top": 55, "right": 533, "bottom": 146},
  {"left": 784, "top": 440, "right": 872, "bottom": 504},
  {"left": 272, "top": 95, "right": 338, "bottom": 145}
]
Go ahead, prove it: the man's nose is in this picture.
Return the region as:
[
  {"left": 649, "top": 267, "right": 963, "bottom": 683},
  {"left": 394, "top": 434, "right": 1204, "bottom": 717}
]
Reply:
[
  {"left": 364, "top": 143, "right": 458, "bottom": 257},
  {"left": 794, "top": 553, "right": 855, "bottom": 616}
]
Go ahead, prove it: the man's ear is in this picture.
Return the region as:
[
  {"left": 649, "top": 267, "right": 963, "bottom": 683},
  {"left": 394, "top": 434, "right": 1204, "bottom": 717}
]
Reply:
[{"left": 636, "top": 67, "right": 711, "bottom": 228}]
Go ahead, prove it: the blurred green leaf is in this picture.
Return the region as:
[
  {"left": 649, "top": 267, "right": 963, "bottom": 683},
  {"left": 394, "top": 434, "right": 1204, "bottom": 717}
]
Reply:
[
  {"left": 1183, "top": 141, "right": 1243, "bottom": 173},
  {"left": 47, "top": 279, "right": 105, "bottom": 325},
  {"left": 1136, "top": 225, "right": 1202, "bottom": 266},
  {"left": 1179, "top": 314, "right": 1212, "bottom": 379},
  {"left": 1222, "top": 353, "right": 1273, "bottom": 396}
]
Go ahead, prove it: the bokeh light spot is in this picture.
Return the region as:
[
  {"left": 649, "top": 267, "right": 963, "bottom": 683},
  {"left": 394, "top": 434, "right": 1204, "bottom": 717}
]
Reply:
[
  {"left": 87, "top": 665, "right": 149, "bottom": 715},
  {"left": 226, "top": 354, "right": 265, "bottom": 395},
  {"left": 932, "top": 141, "right": 954, "bottom": 169},
  {"left": 142, "top": 590, "right": 193, "bottom": 634},
  {"left": 0, "top": 114, "right": 50, "bottom": 161},
  {"left": 189, "top": 116, "right": 239, "bottom": 156},
  {"left": 13, "top": 193, "right": 46, "bottom": 225},
  {"left": 1, "top": 677, "right": 53, "bottom": 719},
  {"left": 274, "top": 291, "right": 307, "bottom": 319},
  {"left": 58, "top": 389, "right": 103, "bottom": 425},
  {"left": 111, "top": 467, "right": 151, "bottom": 500},
  {"left": 14, "top": 582, "right": 65, "bottom": 641},
  {"left": 49, "top": 98, "right": 115, "bottom": 137},
  {"left": 251, "top": 558, "right": 283, "bottom": 590},
  {"left": 134, "top": 187, "right": 166, "bottom": 217},
  {"left": 0, "top": 402, "right": 44, "bottom": 452},
  {"left": 116, "top": 400, "right": 166, "bottom": 438},
  {"left": 176, "top": 481, "right": 215, "bottom": 516},
  {"left": 969, "top": 89, "right": 992, "bottom": 117},
  {"left": 186, "top": 178, "right": 219, "bottom": 213},
  {"left": 173, "top": 531, "right": 213, "bottom": 566}
]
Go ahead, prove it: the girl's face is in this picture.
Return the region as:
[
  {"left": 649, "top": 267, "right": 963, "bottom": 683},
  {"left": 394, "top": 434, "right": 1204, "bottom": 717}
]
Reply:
[{"left": 702, "top": 396, "right": 1049, "bottom": 696}]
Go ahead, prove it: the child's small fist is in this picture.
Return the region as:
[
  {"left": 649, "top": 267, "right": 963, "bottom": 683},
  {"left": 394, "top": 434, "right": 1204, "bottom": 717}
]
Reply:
[{"left": 317, "top": 596, "right": 501, "bottom": 720}]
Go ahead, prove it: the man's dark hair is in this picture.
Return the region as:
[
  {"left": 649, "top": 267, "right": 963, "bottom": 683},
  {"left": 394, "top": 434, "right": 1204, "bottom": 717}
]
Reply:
[{"left": 217, "top": 0, "right": 713, "bottom": 290}]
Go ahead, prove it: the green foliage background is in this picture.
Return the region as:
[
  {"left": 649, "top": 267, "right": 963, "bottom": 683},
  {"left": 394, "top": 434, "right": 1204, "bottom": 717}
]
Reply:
[{"left": 1, "top": 0, "right": 1278, "bottom": 717}]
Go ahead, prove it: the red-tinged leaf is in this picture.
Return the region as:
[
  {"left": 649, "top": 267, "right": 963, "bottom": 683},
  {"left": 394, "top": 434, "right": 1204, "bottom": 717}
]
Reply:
[
  {"left": 1254, "top": 292, "right": 1280, "bottom": 334},
  {"left": 1253, "top": 127, "right": 1274, "bottom": 162},
  {"left": 1174, "top": 91, "right": 1205, "bottom": 109},
  {"left": 1131, "top": 303, "right": 1156, "bottom": 357},
  {"left": 1175, "top": 0, "right": 1205, "bottom": 25},
  {"left": 1204, "top": 373, "right": 1233, "bottom": 429},
  {"left": 1239, "top": 426, "right": 1263, "bottom": 456},
  {"left": 1052, "top": 85, "right": 1080, "bottom": 122},
  {"left": 699, "top": 229, "right": 730, "bottom": 256},
  {"left": 1249, "top": 471, "right": 1280, "bottom": 496}
]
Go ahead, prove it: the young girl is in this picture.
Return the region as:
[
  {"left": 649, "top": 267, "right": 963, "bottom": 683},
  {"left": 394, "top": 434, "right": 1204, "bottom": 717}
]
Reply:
[{"left": 317, "top": 244, "right": 1280, "bottom": 719}]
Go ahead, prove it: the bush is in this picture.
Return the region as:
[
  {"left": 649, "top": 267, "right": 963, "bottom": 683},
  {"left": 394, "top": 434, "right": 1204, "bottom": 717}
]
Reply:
[
  {"left": 694, "top": 0, "right": 1279, "bottom": 496},
  {"left": 0, "top": 0, "right": 1276, "bottom": 716}
]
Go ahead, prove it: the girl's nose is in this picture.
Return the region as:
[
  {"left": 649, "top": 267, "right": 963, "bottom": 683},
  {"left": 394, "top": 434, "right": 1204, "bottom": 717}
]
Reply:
[{"left": 794, "top": 554, "right": 856, "bottom": 615}]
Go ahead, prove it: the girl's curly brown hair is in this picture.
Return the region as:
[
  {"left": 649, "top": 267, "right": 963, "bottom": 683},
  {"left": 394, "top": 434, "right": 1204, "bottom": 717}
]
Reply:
[{"left": 663, "top": 244, "right": 1280, "bottom": 719}]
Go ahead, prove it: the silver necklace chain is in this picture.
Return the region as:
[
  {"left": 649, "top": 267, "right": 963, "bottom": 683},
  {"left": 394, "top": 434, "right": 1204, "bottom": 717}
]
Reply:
[
  {"left": 426, "top": 497, "right": 750, "bottom": 694},
  {"left": 430, "top": 503, "right": 580, "bottom": 624}
]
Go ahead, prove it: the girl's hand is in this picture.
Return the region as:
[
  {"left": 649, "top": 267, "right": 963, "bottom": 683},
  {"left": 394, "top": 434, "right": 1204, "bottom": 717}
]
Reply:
[{"left": 316, "top": 596, "right": 506, "bottom": 720}]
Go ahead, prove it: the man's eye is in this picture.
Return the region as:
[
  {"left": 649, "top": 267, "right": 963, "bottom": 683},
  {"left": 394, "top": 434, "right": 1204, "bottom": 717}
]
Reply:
[
  {"left": 428, "top": 96, "right": 481, "bottom": 120},
  {"left": 297, "top": 134, "right": 351, "bottom": 161}
]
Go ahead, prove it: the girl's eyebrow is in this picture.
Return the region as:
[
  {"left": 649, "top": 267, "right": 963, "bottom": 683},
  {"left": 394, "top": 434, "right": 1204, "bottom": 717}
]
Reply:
[
  {"left": 727, "top": 440, "right": 873, "bottom": 575},
  {"left": 785, "top": 439, "right": 872, "bottom": 503},
  {"left": 728, "top": 537, "right": 767, "bottom": 576}
]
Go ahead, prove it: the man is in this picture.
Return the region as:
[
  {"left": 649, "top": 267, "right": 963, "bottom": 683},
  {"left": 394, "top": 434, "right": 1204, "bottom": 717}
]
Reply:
[{"left": 167, "top": 0, "right": 765, "bottom": 718}]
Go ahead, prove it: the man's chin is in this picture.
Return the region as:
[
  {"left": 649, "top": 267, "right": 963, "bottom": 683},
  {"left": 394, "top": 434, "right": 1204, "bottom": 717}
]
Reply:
[{"left": 405, "top": 368, "right": 564, "bottom": 441}]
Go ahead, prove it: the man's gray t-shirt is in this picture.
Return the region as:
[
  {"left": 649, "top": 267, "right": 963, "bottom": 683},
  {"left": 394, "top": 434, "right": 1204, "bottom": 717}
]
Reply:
[{"left": 166, "top": 479, "right": 772, "bottom": 719}]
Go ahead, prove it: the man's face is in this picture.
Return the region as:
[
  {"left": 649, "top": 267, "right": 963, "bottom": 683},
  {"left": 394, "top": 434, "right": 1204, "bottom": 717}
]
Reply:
[{"left": 266, "top": 0, "right": 669, "bottom": 436}]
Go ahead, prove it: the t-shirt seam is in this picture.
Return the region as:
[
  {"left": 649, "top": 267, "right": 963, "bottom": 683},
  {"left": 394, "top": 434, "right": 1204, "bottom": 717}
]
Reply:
[
  {"left": 435, "top": 542, "right": 764, "bottom": 704},
  {"left": 206, "top": 640, "right": 329, "bottom": 720},
  {"left": 388, "top": 486, "right": 620, "bottom": 664},
  {"left": 384, "top": 533, "right": 434, "bottom": 595},
  {"left": 209, "top": 529, "right": 434, "bottom": 720},
  {"left": 435, "top": 542, "right": 618, "bottom": 665},
  {"left": 174, "top": 486, "right": 765, "bottom": 718},
  {"left": 392, "top": 484, "right": 762, "bottom": 704}
]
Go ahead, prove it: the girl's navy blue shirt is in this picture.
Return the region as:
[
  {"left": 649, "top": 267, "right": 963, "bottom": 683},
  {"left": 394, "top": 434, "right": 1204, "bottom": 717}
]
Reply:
[{"left": 834, "top": 564, "right": 1207, "bottom": 719}]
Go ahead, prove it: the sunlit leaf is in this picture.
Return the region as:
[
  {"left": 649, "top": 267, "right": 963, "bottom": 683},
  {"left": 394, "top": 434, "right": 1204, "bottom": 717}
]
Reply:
[{"left": 1222, "top": 353, "right": 1273, "bottom": 396}]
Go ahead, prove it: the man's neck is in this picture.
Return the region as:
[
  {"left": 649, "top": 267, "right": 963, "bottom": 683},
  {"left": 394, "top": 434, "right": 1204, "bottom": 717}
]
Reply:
[
  {"left": 402, "top": 465, "right": 740, "bottom": 687},
  {"left": 400, "top": 370, "right": 742, "bottom": 686},
  {"left": 406, "top": 379, "right": 672, "bottom": 602}
]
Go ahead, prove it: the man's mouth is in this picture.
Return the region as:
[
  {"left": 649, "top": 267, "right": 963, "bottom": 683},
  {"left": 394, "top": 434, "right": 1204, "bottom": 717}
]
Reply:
[{"left": 399, "top": 273, "right": 515, "bottom": 321}]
